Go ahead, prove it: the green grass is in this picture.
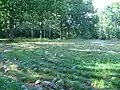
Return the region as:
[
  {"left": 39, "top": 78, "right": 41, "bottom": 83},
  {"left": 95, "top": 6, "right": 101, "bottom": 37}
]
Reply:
[{"left": 0, "top": 39, "right": 120, "bottom": 90}]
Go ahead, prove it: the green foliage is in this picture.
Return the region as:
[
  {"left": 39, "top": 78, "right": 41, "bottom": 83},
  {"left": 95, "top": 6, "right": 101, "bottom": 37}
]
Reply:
[
  {"left": 98, "top": 2, "right": 120, "bottom": 39},
  {"left": 0, "top": 0, "right": 98, "bottom": 40}
]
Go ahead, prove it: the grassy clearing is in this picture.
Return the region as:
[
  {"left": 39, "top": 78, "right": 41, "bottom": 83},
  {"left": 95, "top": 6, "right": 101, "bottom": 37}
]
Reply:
[{"left": 0, "top": 39, "right": 120, "bottom": 90}]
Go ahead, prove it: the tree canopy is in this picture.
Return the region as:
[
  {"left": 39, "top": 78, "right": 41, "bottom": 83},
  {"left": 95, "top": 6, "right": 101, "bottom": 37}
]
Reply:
[
  {"left": 0, "top": 0, "right": 99, "bottom": 40},
  {"left": 1, "top": 0, "right": 120, "bottom": 40}
]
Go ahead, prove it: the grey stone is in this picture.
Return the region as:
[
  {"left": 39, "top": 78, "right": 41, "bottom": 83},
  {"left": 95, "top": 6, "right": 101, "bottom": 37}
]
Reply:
[
  {"left": 36, "top": 86, "right": 43, "bottom": 90},
  {"left": 52, "top": 78, "right": 57, "bottom": 83},
  {"left": 71, "top": 66, "right": 77, "bottom": 70},
  {"left": 60, "top": 54, "right": 64, "bottom": 58},
  {"left": 35, "top": 80, "right": 41, "bottom": 85},
  {"left": 74, "top": 75, "right": 78, "bottom": 79},
  {"left": 21, "top": 85, "right": 28, "bottom": 90},
  {"left": 43, "top": 68, "right": 49, "bottom": 72},
  {"left": 56, "top": 79, "right": 64, "bottom": 86},
  {"left": 5, "top": 68, "right": 10, "bottom": 73},
  {"left": 43, "top": 81, "right": 57, "bottom": 89}
]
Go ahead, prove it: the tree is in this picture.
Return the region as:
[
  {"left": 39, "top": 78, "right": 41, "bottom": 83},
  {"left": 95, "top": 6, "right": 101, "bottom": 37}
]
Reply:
[
  {"left": 1, "top": 0, "right": 29, "bottom": 40},
  {"left": 98, "top": 2, "right": 120, "bottom": 39},
  {"left": 67, "top": 0, "right": 98, "bottom": 38},
  {"left": 0, "top": 0, "right": 99, "bottom": 40}
]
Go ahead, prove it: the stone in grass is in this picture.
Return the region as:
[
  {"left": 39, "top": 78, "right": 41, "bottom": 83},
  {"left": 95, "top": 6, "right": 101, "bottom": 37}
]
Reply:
[
  {"left": 60, "top": 54, "right": 64, "bottom": 58},
  {"left": 74, "top": 75, "right": 79, "bottom": 79},
  {"left": 71, "top": 66, "right": 77, "bottom": 70},
  {"left": 21, "top": 85, "right": 28, "bottom": 90},
  {"left": 52, "top": 78, "right": 57, "bottom": 83},
  {"left": 43, "top": 68, "right": 49, "bottom": 72},
  {"left": 80, "top": 83, "right": 94, "bottom": 90},
  {"left": 56, "top": 79, "right": 64, "bottom": 86},
  {"left": 32, "top": 64, "right": 36, "bottom": 68},
  {"left": 45, "top": 51, "right": 50, "bottom": 55},
  {"left": 33, "top": 68, "right": 38, "bottom": 71},
  {"left": 4, "top": 49, "right": 9, "bottom": 52},
  {"left": 69, "top": 87, "right": 74, "bottom": 90},
  {"left": 35, "top": 80, "right": 42, "bottom": 85},
  {"left": 35, "top": 86, "right": 43, "bottom": 90},
  {"left": 54, "top": 53, "right": 57, "bottom": 57},
  {"left": 5, "top": 68, "right": 10, "bottom": 73},
  {"left": 111, "top": 77, "right": 116, "bottom": 80},
  {"left": 41, "top": 58, "right": 48, "bottom": 61},
  {"left": 43, "top": 81, "right": 57, "bottom": 89},
  {"left": 33, "top": 67, "right": 40, "bottom": 72},
  {"left": 40, "top": 63, "right": 44, "bottom": 66}
]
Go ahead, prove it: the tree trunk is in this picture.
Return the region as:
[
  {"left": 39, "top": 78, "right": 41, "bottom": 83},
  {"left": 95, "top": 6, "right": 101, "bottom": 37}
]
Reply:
[
  {"left": 40, "top": 22, "right": 42, "bottom": 38},
  {"left": 60, "top": 20, "right": 63, "bottom": 39},
  {"left": 64, "top": 29, "right": 67, "bottom": 38},
  {"left": 31, "top": 29, "right": 34, "bottom": 38},
  {"left": 9, "top": 28, "right": 14, "bottom": 41},
  {"left": 44, "top": 29, "right": 46, "bottom": 38},
  {"left": 9, "top": 12, "right": 14, "bottom": 41},
  {"left": 40, "top": 16, "right": 44, "bottom": 38},
  {"left": 48, "top": 29, "right": 51, "bottom": 39}
]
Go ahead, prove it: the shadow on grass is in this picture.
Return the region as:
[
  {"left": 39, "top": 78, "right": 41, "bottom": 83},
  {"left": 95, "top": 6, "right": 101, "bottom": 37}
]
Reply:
[{"left": 0, "top": 38, "right": 62, "bottom": 44}]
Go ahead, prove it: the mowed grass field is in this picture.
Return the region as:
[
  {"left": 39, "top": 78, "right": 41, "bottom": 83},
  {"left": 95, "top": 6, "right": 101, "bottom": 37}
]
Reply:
[{"left": 0, "top": 39, "right": 120, "bottom": 90}]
